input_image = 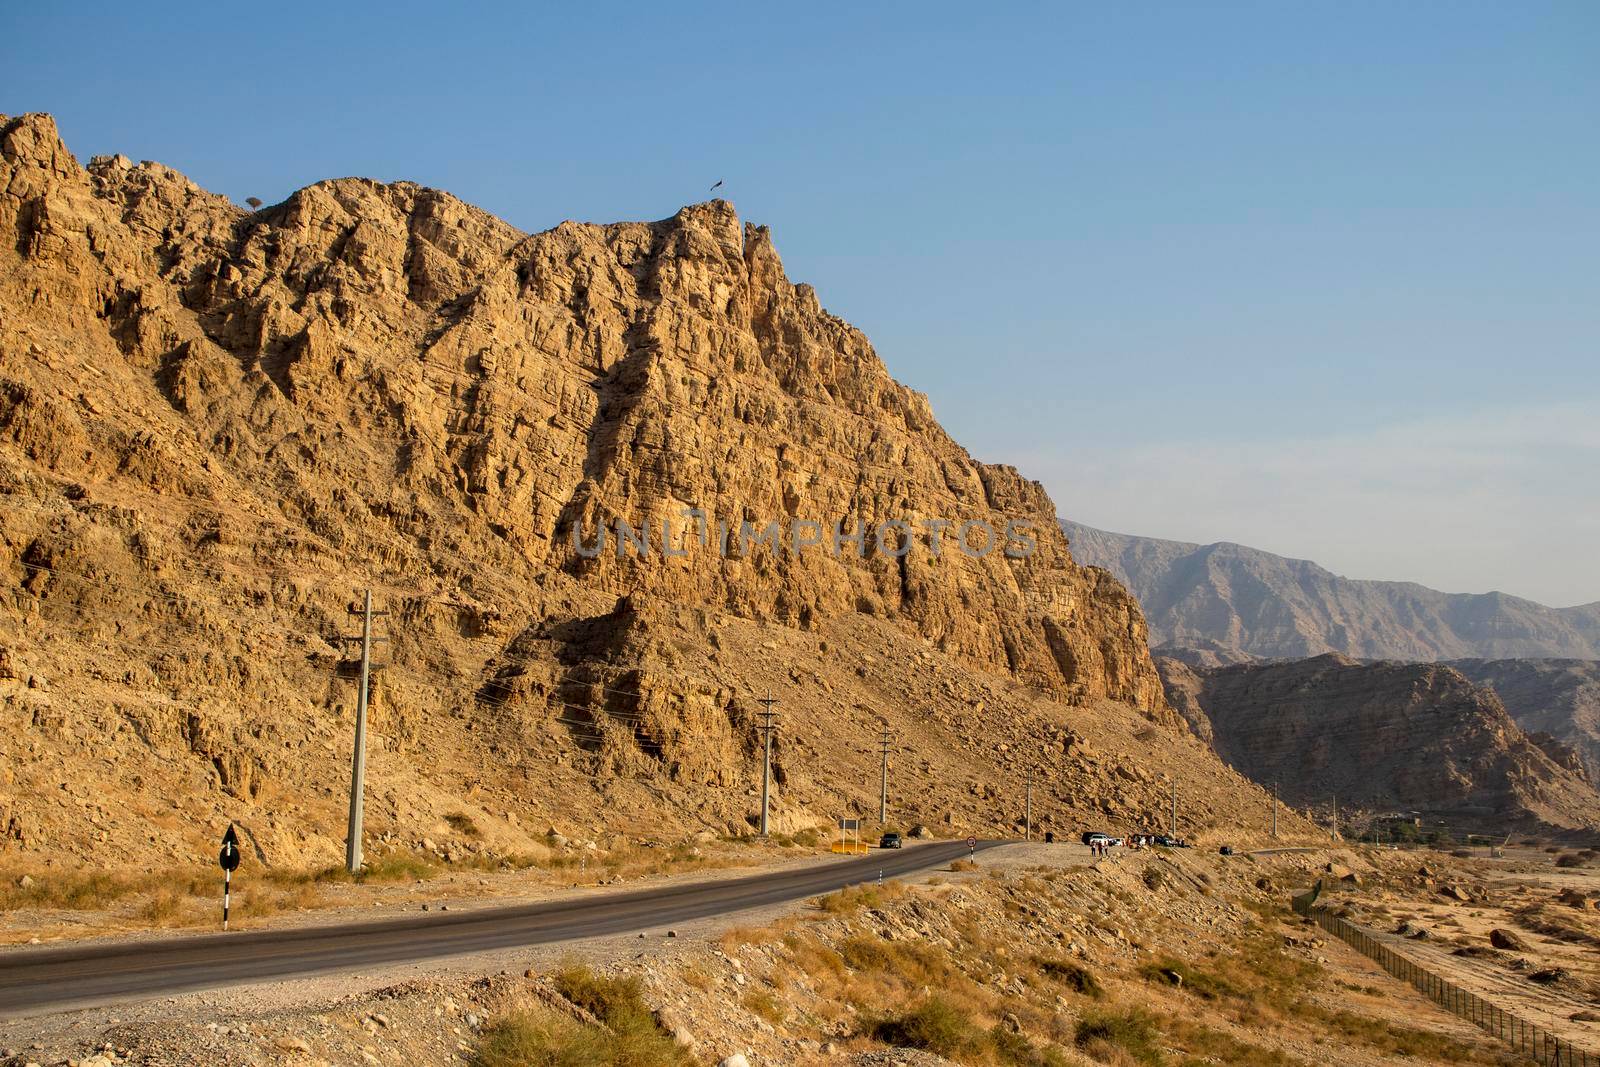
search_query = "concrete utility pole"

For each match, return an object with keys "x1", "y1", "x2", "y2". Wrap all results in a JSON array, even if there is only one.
[
  {"x1": 1270, "y1": 780, "x2": 1278, "y2": 840},
  {"x1": 341, "y1": 589, "x2": 388, "y2": 874},
  {"x1": 1170, "y1": 782, "x2": 1178, "y2": 839},
  {"x1": 757, "y1": 691, "x2": 779, "y2": 837},
  {"x1": 1330, "y1": 794, "x2": 1338, "y2": 842},
  {"x1": 878, "y1": 725, "x2": 891, "y2": 825},
  {"x1": 1024, "y1": 768, "x2": 1034, "y2": 841}
]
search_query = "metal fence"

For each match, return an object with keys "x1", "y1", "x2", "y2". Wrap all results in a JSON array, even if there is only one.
[{"x1": 1292, "y1": 893, "x2": 1598, "y2": 1066}]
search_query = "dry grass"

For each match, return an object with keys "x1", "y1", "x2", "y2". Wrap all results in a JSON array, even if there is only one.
[
  {"x1": 0, "y1": 868, "x2": 176, "y2": 910},
  {"x1": 740, "y1": 988, "x2": 786, "y2": 1025},
  {"x1": 1073, "y1": 1008, "x2": 1163, "y2": 1065},
  {"x1": 1032, "y1": 956, "x2": 1104, "y2": 999},
  {"x1": 868, "y1": 996, "x2": 1068, "y2": 1066},
  {"x1": 475, "y1": 1003, "x2": 690, "y2": 1067},
  {"x1": 1165, "y1": 1019, "x2": 1305, "y2": 1065},
  {"x1": 443, "y1": 812, "x2": 482, "y2": 838},
  {"x1": 470, "y1": 961, "x2": 697, "y2": 1067},
  {"x1": 869, "y1": 996, "x2": 983, "y2": 1057},
  {"x1": 719, "y1": 915, "x2": 801, "y2": 951},
  {"x1": 814, "y1": 881, "x2": 910, "y2": 914},
  {"x1": 301, "y1": 851, "x2": 439, "y2": 884},
  {"x1": 0, "y1": 850, "x2": 441, "y2": 930}
]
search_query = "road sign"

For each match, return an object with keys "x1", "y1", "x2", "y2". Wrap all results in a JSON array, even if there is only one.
[
  {"x1": 833, "y1": 817, "x2": 867, "y2": 854},
  {"x1": 967, "y1": 835, "x2": 976, "y2": 860},
  {"x1": 219, "y1": 825, "x2": 240, "y2": 930}
]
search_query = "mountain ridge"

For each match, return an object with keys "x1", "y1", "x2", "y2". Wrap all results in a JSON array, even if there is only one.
[
  {"x1": 1156, "y1": 653, "x2": 1600, "y2": 833},
  {"x1": 0, "y1": 113, "x2": 1316, "y2": 874},
  {"x1": 1063, "y1": 519, "x2": 1600, "y2": 661}
]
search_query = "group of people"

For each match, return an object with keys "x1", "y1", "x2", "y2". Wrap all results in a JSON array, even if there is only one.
[{"x1": 1089, "y1": 833, "x2": 1185, "y2": 858}]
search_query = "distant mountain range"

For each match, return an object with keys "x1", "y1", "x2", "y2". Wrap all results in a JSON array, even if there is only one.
[{"x1": 1062, "y1": 520, "x2": 1600, "y2": 661}]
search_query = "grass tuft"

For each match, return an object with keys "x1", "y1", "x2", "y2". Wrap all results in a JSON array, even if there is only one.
[
  {"x1": 869, "y1": 996, "x2": 980, "y2": 1057},
  {"x1": 1074, "y1": 1007, "x2": 1164, "y2": 1065},
  {"x1": 473, "y1": 963, "x2": 692, "y2": 1067},
  {"x1": 1034, "y1": 956, "x2": 1104, "y2": 998}
]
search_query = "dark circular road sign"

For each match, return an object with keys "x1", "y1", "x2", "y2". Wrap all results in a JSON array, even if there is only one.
[{"x1": 219, "y1": 825, "x2": 241, "y2": 872}]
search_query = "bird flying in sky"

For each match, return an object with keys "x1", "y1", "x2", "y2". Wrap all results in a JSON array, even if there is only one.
[{"x1": 709, "y1": 179, "x2": 723, "y2": 192}]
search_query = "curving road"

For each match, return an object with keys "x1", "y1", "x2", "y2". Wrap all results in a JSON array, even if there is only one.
[{"x1": 0, "y1": 839, "x2": 999, "y2": 1018}]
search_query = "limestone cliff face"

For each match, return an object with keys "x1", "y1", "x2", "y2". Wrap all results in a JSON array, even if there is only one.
[
  {"x1": 1, "y1": 113, "x2": 1161, "y2": 710},
  {"x1": 1158, "y1": 654, "x2": 1600, "y2": 832},
  {"x1": 0, "y1": 114, "x2": 1180, "y2": 866}
]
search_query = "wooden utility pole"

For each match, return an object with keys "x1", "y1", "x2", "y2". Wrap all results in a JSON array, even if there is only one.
[
  {"x1": 757, "y1": 691, "x2": 779, "y2": 836},
  {"x1": 1170, "y1": 782, "x2": 1178, "y2": 839},
  {"x1": 1024, "y1": 768, "x2": 1034, "y2": 841},
  {"x1": 878, "y1": 725, "x2": 891, "y2": 825},
  {"x1": 340, "y1": 589, "x2": 387, "y2": 874},
  {"x1": 1270, "y1": 780, "x2": 1278, "y2": 840}
]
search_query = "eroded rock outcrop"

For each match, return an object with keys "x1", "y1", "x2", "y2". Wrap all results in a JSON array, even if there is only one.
[
  {"x1": 1158, "y1": 654, "x2": 1600, "y2": 832},
  {"x1": 0, "y1": 114, "x2": 1210, "y2": 867}
]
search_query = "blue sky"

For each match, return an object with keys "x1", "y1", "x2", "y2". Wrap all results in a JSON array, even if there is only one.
[{"x1": 5, "y1": 2, "x2": 1597, "y2": 604}]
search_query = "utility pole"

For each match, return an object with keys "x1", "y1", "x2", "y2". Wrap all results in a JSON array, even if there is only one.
[
  {"x1": 756, "y1": 691, "x2": 779, "y2": 837},
  {"x1": 339, "y1": 589, "x2": 388, "y2": 874},
  {"x1": 1170, "y1": 782, "x2": 1178, "y2": 839},
  {"x1": 877, "y1": 725, "x2": 891, "y2": 825},
  {"x1": 1330, "y1": 794, "x2": 1338, "y2": 842},
  {"x1": 1024, "y1": 767, "x2": 1034, "y2": 842},
  {"x1": 1270, "y1": 780, "x2": 1278, "y2": 840}
]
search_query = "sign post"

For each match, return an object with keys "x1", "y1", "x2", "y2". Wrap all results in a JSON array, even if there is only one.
[
  {"x1": 967, "y1": 835, "x2": 976, "y2": 861},
  {"x1": 219, "y1": 824, "x2": 241, "y2": 930}
]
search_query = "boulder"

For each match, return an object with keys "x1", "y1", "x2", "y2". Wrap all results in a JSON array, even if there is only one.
[{"x1": 1489, "y1": 928, "x2": 1527, "y2": 952}]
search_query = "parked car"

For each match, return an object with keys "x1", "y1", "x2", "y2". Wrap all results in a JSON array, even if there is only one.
[
  {"x1": 1154, "y1": 835, "x2": 1189, "y2": 848},
  {"x1": 1083, "y1": 832, "x2": 1115, "y2": 848},
  {"x1": 1219, "y1": 844, "x2": 1235, "y2": 856},
  {"x1": 1081, "y1": 830, "x2": 1112, "y2": 846},
  {"x1": 879, "y1": 831, "x2": 903, "y2": 849}
]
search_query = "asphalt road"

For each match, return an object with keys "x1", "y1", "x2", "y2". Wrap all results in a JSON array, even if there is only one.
[{"x1": 0, "y1": 839, "x2": 999, "y2": 1018}]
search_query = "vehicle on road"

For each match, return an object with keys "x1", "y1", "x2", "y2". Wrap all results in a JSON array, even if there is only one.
[
  {"x1": 1219, "y1": 844, "x2": 1235, "y2": 856},
  {"x1": 879, "y1": 831, "x2": 903, "y2": 849},
  {"x1": 1081, "y1": 830, "x2": 1113, "y2": 846},
  {"x1": 1154, "y1": 835, "x2": 1190, "y2": 848}
]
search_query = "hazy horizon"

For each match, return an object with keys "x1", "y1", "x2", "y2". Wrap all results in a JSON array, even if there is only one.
[{"x1": 5, "y1": 2, "x2": 1596, "y2": 606}]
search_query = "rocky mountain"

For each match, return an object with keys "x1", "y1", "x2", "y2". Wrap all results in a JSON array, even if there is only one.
[
  {"x1": 1451, "y1": 659, "x2": 1600, "y2": 784},
  {"x1": 0, "y1": 113, "x2": 1305, "y2": 871},
  {"x1": 1156, "y1": 654, "x2": 1600, "y2": 834},
  {"x1": 1063, "y1": 520, "x2": 1600, "y2": 661}
]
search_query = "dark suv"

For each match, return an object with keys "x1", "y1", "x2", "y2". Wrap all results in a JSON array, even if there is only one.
[{"x1": 879, "y1": 832, "x2": 903, "y2": 849}]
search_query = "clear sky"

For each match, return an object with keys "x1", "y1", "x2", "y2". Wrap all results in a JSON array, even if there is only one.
[{"x1": 5, "y1": 2, "x2": 1597, "y2": 605}]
